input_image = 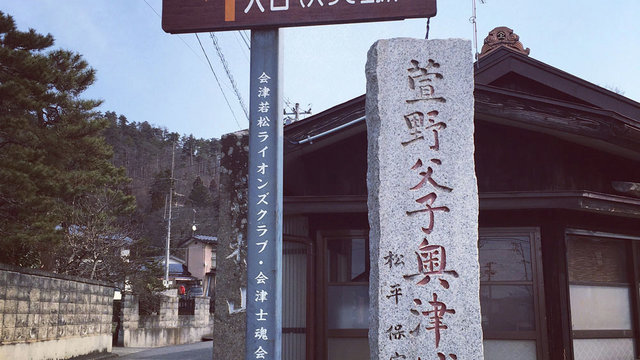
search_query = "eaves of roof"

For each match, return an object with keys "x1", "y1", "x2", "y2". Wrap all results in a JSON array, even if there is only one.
[
  {"x1": 284, "y1": 95, "x2": 365, "y2": 145},
  {"x1": 282, "y1": 47, "x2": 640, "y2": 159},
  {"x1": 475, "y1": 84, "x2": 640, "y2": 160},
  {"x1": 474, "y1": 47, "x2": 640, "y2": 120},
  {"x1": 179, "y1": 235, "x2": 218, "y2": 248},
  {"x1": 283, "y1": 87, "x2": 640, "y2": 160},
  {"x1": 283, "y1": 191, "x2": 640, "y2": 219}
]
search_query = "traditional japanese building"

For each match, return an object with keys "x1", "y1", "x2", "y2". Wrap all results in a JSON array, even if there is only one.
[{"x1": 214, "y1": 27, "x2": 640, "y2": 360}]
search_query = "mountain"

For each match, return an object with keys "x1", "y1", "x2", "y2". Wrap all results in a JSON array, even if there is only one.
[{"x1": 102, "y1": 111, "x2": 221, "y2": 254}]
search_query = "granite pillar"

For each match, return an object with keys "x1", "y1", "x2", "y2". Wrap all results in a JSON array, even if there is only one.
[{"x1": 366, "y1": 38, "x2": 483, "y2": 360}]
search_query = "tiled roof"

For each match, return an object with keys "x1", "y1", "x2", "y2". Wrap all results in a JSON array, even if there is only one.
[{"x1": 194, "y1": 235, "x2": 217, "y2": 244}]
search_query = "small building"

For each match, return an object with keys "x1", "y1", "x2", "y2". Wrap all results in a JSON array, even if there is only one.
[
  {"x1": 215, "y1": 27, "x2": 640, "y2": 360},
  {"x1": 154, "y1": 255, "x2": 199, "y2": 289},
  {"x1": 180, "y1": 234, "x2": 218, "y2": 297}
]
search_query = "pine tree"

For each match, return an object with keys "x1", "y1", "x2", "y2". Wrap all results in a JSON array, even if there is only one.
[
  {"x1": 148, "y1": 169, "x2": 172, "y2": 212},
  {"x1": 0, "y1": 12, "x2": 135, "y2": 270},
  {"x1": 188, "y1": 176, "x2": 213, "y2": 207}
]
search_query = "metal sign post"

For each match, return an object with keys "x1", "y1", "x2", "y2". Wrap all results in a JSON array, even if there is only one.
[
  {"x1": 161, "y1": 2, "x2": 438, "y2": 359},
  {"x1": 246, "y1": 29, "x2": 283, "y2": 360}
]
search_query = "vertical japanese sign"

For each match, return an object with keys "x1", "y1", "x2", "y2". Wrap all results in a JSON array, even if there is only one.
[
  {"x1": 366, "y1": 39, "x2": 484, "y2": 359},
  {"x1": 246, "y1": 29, "x2": 283, "y2": 360}
]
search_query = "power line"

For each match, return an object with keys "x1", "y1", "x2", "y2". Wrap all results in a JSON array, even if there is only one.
[
  {"x1": 143, "y1": 0, "x2": 161, "y2": 16},
  {"x1": 210, "y1": 33, "x2": 249, "y2": 120},
  {"x1": 142, "y1": 0, "x2": 205, "y2": 65},
  {"x1": 234, "y1": 32, "x2": 250, "y2": 61},
  {"x1": 239, "y1": 30, "x2": 251, "y2": 50},
  {"x1": 141, "y1": 1, "x2": 245, "y2": 129},
  {"x1": 195, "y1": 33, "x2": 243, "y2": 128}
]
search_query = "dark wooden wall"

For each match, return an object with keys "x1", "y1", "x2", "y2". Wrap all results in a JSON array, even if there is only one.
[
  {"x1": 488, "y1": 73, "x2": 593, "y2": 107},
  {"x1": 285, "y1": 120, "x2": 640, "y2": 197},
  {"x1": 283, "y1": 114, "x2": 640, "y2": 360},
  {"x1": 475, "y1": 121, "x2": 640, "y2": 194},
  {"x1": 284, "y1": 132, "x2": 368, "y2": 197}
]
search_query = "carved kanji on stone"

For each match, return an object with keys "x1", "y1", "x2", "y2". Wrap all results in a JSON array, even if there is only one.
[
  {"x1": 437, "y1": 353, "x2": 458, "y2": 360},
  {"x1": 367, "y1": 37, "x2": 482, "y2": 360},
  {"x1": 386, "y1": 284, "x2": 403, "y2": 304},
  {"x1": 409, "y1": 159, "x2": 452, "y2": 193},
  {"x1": 401, "y1": 111, "x2": 447, "y2": 148},
  {"x1": 411, "y1": 294, "x2": 455, "y2": 348},
  {"x1": 406, "y1": 59, "x2": 446, "y2": 103},
  {"x1": 384, "y1": 251, "x2": 405, "y2": 268},
  {"x1": 417, "y1": 354, "x2": 458, "y2": 360},
  {"x1": 425, "y1": 293, "x2": 455, "y2": 347},
  {"x1": 406, "y1": 192, "x2": 449, "y2": 234},
  {"x1": 386, "y1": 324, "x2": 407, "y2": 340},
  {"x1": 404, "y1": 238, "x2": 459, "y2": 288}
]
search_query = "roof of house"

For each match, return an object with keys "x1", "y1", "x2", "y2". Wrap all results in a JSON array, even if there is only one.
[
  {"x1": 283, "y1": 28, "x2": 640, "y2": 161},
  {"x1": 179, "y1": 234, "x2": 218, "y2": 248},
  {"x1": 152, "y1": 255, "x2": 186, "y2": 265},
  {"x1": 280, "y1": 27, "x2": 640, "y2": 218}
]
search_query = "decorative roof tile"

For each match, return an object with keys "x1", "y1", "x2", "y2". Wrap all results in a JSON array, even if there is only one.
[{"x1": 479, "y1": 26, "x2": 530, "y2": 58}]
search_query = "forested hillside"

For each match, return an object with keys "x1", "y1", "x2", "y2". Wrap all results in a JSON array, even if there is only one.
[
  {"x1": 102, "y1": 112, "x2": 221, "y2": 253},
  {"x1": 0, "y1": 9, "x2": 219, "y2": 279},
  {"x1": 0, "y1": 10, "x2": 220, "y2": 301}
]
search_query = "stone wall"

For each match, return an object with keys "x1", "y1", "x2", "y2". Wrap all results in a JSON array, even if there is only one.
[
  {"x1": 213, "y1": 131, "x2": 249, "y2": 360},
  {"x1": 0, "y1": 263, "x2": 114, "y2": 360},
  {"x1": 122, "y1": 289, "x2": 213, "y2": 347}
]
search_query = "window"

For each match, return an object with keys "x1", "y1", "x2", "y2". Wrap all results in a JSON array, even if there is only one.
[
  {"x1": 479, "y1": 228, "x2": 546, "y2": 360},
  {"x1": 321, "y1": 230, "x2": 369, "y2": 360},
  {"x1": 283, "y1": 238, "x2": 310, "y2": 360},
  {"x1": 567, "y1": 231, "x2": 636, "y2": 360}
]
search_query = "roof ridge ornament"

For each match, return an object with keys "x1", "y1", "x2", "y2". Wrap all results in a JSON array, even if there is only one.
[{"x1": 479, "y1": 26, "x2": 530, "y2": 58}]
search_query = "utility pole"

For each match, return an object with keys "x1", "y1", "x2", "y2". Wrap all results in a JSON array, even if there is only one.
[
  {"x1": 471, "y1": 0, "x2": 486, "y2": 62},
  {"x1": 283, "y1": 102, "x2": 311, "y2": 125},
  {"x1": 164, "y1": 142, "x2": 176, "y2": 287},
  {"x1": 191, "y1": 208, "x2": 197, "y2": 236}
]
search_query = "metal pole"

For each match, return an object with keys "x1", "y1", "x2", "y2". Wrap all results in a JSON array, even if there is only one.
[
  {"x1": 165, "y1": 142, "x2": 176, "y2": 286},
  {"x1": 246, "y1": 28, "x2": 283, "y2": 360}
]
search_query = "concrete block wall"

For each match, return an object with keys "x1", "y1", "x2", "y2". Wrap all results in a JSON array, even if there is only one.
[
  {"x1": 121, "y1": 291, "x2": 139, "y2": 332},
  {"x1": 122, "y1": 290, "x2": 213, "y2": 347},
  {"x1": 0, "y1": 263, "x2": 114, "y2": 360}
]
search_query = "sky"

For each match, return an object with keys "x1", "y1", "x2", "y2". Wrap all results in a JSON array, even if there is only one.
[{"x1": 3, "y1": 1, "x2": 639, "y2": 139}]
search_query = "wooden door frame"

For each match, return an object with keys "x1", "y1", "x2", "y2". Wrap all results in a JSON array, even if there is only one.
[
  {"x1": 564, "y1": 228, "x2": 640, "y2": 359},
  {"x1": 283, "y1": 235, "x2": 315, "y2": 360},
  {"x1": 479, "y1": 226, "x2": 549, "y2": 360},
  {"x1": 315, "y1": 229, "x2": 369, "y2": 360}
]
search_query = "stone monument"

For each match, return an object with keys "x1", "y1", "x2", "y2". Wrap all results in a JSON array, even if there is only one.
[
  {"x1": 366, "y1": 38, "x2": 483, "y2": 360},
  {"x1": 213, "y1": 131, "x2": 249, "y2": 360}
]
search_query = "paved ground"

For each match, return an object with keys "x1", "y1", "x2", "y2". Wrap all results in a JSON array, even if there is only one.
[{"x1": 112, "y1": 341, "x2": 212, "y2": 360}]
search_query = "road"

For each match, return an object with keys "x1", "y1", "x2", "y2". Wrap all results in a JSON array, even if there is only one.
[{"x1": 114, "y1": 341, "x2": 212, "y2": 360}]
